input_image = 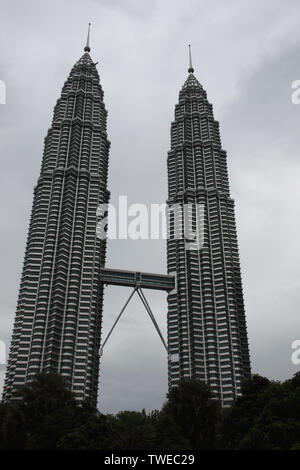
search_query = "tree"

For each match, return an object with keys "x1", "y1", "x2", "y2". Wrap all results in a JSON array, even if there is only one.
[
  {"x1": 106, "y1": 410, "x2": 156, "y2": 450},
  {"x1": 220, "y1": 372, "x2": 300, "y2": 450},
  {"x1": 162, "y1": 379, "x2": 221, "y2": 449},
  {"x1": 58, "y1": 413, "x2": 113, "y2": 450},
  {"x1": 3, "y1": 370, "x2": 300, "y2": 450},
  {"x1": 0, "y1": 401, "x2": 26, "y2": 450},
  {"x1": 0, "y1": 371, "x2": 94, "y2": 449},
  {"x1": 150, "y1": 409, "x2": 191, "y2": 450},
  {"x1": 220, "y1": 374, "x2": 271, "y2": 449},
  {"x1": 242, "y1": 372, "x2": 300, "y2": 450}
]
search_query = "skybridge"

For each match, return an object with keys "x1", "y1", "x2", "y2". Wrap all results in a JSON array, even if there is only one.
[
  {"x1": 100, "y1": 268, "x2": 175, "y2": 292},
  {"x1": 99, "y1": 268, "x2": 176, "y2": 357}
]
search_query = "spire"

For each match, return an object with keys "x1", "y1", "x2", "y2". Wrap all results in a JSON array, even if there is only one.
[
  {"x1": 188, "y1": 44, "x2": 194, "y2": 73},
  {"x1": 84, "y1": 23, "x2": 91, "y2": 52}
]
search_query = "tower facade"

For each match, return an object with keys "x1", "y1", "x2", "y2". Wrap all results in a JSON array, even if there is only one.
[
  {"x1": 3, "y1": 35, "x2": 110, "y2": 407},
  {"x1": 167, "y1": 54, "x2": 251, "y2": 406}
]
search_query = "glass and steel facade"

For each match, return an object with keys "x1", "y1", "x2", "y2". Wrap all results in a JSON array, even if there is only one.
[
  {"x1": 167, "y1": 71, "x2": 251, "y2": 406},
  {"x1": 3, "y1": 50, "x2": 110, "y2": 407}
]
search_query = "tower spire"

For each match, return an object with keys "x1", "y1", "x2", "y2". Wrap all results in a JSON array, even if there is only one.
[
  {"x1": 188, "y1": 44, "x2": 194, "y2": 73},
  {"x1": 84, "y1": 23, "x2": 91, "y2": 52}
]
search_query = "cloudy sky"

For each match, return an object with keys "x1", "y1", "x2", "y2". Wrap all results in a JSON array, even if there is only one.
[{"x1": 0, "y1": 0, "x2": 299, "y2": 413}]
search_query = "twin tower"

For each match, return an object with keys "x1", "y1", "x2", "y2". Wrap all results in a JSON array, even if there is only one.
[{"x1": 3, "y1": 30, "x2": 251, "y2": 408}]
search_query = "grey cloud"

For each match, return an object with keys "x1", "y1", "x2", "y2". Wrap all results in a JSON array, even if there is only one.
[{"x1": 0, "y1": 0, "x2": 299, "y2": 412}]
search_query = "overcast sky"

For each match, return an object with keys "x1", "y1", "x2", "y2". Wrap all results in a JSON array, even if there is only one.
[{"x1": 0, "y1": 0, "x2": 300, "y2": 414}]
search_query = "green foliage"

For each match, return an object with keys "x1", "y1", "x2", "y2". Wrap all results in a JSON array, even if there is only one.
[
  {"x1": 220, "y1": 372, "x2": 300, "y2": 450},
  {"x1": 0, "y1": 372, "x2": 94, "y2": 450},
  {"x1": 0, "y1": 401, "x2": 26, "y2": 450},
  {"x1": 58, "y1": 413, "x2": 113, "y2": 450},
  {"x1": 1, "y1": 371, "x2": 300, "y2": 450},
  {"x1": 150, "y1": 410, "x2": 191, "y2": 450},
  {"x1": 219, "y1": 374, "x2": 271, "y2": 449},
  {"x1": 163, "y1": 379, "x2": 221, "y2": 449},
  {"x1": 106, "y1": 410, "x2": 156, "y2": 450}
]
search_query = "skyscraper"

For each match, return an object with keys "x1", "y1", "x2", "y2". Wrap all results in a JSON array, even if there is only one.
[
  {"x1": 167, "y1": 48, "x2": 251, "y2": 406},
  {"x1": 3, "y1": 27, "x2": 110, "y2": 407},
  {"x1": 3, "y1": 35, "x2": 250, "y2": 410}
]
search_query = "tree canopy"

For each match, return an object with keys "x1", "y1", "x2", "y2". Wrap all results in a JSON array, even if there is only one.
[{"x1": 1, "y1": 371, "x2": 300, "y2": 450}]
